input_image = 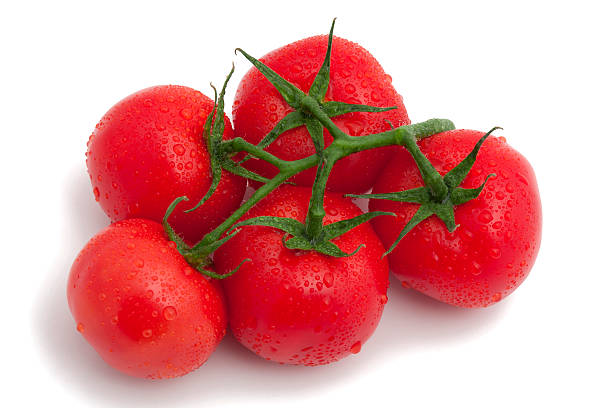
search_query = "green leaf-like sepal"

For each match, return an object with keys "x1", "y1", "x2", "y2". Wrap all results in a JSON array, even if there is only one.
[
  {"x1": 235, "y1": 48, "x2": 306, "y2": 109},
  {"x1": 220, "y1": 158, "x2": 271, "y2": 184},
  {"x1": 308, "y1": 18, "x2": 335, "y2": 101},
  {"x1": 443, "y1": 127, "x2": 500, "y2": 189},
  {"x1": 257, "y1": 111, "x2": 305, "y2": 149},
  {"x1": 233, "y1": 216, "x2": 306, "y2": 237},
  {"x1": 162, "y1": 196, "x2": 191, "y2": 253},
  {"x1": 322, "y1": 101, "x2": 396, "y2": 116},
  {"x1": 321, "y1": 211, "x2": 394, "y2": 240},
  {"x1": 196, "y1": 257, "x2": 250, "y2": 280},
  {"x1": 184, "y1": 65, "x2": 236, "y2": 214},
  {"x1": 353, "y1": 127, "x2": 500, "y2": 256}
]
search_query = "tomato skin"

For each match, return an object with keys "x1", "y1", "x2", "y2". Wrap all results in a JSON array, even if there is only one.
[
  {"x1": 86, "y1": 85, "x2": 246, "y2": 244},
  {"x1": 232, "y1": 35, "x2": 410, "y2": 193},
  {"x1": 67, "y1": 219, "x2": 227, "y2": 379},
  {"x1": 370, "y1": 130, "x2": 542, "y2": 308},
  {"x1": 214, "y1": 186, "x2": 389, "y2": 366}
]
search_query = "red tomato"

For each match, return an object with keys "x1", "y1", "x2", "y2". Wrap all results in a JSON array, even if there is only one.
[
  {"x1": 86, "y1": 85, "x2": 246, "y2": 244},
  {"x1": 67, "y1": 219, "x2": 227, "y2": 379},
  {"x1": 370, "y1": 130, "x2": 542, "y2": 308},
  {"x1": 232, "y1": 35, "x2": 410, "y2": 193},
  {"x1": 214, "y1": 186, "x2": 389, "y2": 365}
]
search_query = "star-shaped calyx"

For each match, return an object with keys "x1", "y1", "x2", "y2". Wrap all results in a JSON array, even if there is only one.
[{"x1": 348, "y1": 127, "x2": 500, "y2": 256}]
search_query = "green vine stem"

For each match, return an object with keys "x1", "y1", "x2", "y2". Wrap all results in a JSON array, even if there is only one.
[{"x1": 163, "y1": 20, "x2": 495, "y2": 279}]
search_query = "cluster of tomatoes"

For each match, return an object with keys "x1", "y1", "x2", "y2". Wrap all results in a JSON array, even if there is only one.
[{"x1": 67, "y1": 26, "x2": 542, "y2": 379}]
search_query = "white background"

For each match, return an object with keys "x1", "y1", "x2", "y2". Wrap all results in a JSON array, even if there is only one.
[{"x1": 2, "y1": 1, "x2": 611, "y2": 407}]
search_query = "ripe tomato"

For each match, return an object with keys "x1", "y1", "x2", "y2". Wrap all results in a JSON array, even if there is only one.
[
  {"x1": 86, "y1": 85, "x2": 246, "y2": 244},
  {"x1": 67, "y1": 219, "x2": 227, "y2": 379},
  {"x1": 214, "y1": 186, "x2": 389, "y2": 365},
  {"x1": 232, "y1": 35, "x2": 410, "y2": 193},
  {"x1": 370, "y1": 130, "x2": 542, "y2": 308}
]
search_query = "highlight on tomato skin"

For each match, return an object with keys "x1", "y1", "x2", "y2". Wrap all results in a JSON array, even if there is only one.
[
  {"x1": 214, "y1": 186, "x2": 389, "y2": 366},
  {"x1": 86, "y1": 85, "x2": 246, "y2": 245},
  {"x1": 232, "y1": 34, "x2": 410, "y2": 194},
  {"x1": 369, "y1": 130, "x2": 542, "y2": 308},
  {"x1": 67, "y1": 219, "x2": 228, "y2": 379}
]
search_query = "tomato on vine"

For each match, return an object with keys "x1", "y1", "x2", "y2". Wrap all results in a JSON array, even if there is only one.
[
  {"x1": 86, "y1": 85, "x2": 246, "y2": 244},
  {"x1": 362, "y1": 129, "x2": 542, "y2": 308},
  {"x1": 232, "y1": 22, "x2": 410, "y2": 193},
  {"x1": 214, "y1": 186, "x2": 389, "y2": 365},
  {"x1": 67, "y1": 219, "x2": 227, "y2": 379}
]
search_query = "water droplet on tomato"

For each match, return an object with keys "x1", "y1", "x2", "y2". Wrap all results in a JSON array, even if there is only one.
[
  {"x1": 323, "y1": 272, "x2": 334, "y2": 288},
  {"x1": 163, "y1": 306, "x2": 177, "y2": 321},
  {"x1": 135, "y1": 259, "x2": 144, "y2": 268},
  {"x1": 143, "y1": 99, "x2": 153, "y2": 107},
  {"x1": 471, "y1": 261, "x2": 482, "y2": 275},
  {"x1": 489, "y1": 248, "x2": 501, "y2": 259},
  {"x1": 173, "y1": 144, "x2": 185, "y2": 156},
  {"x1": 478, "y1": 210, "x2": 493, "y2": 224},
  {"x1": 491, "y1": 292, "x2": 502, "y2": 303},
  {"x1": 350, "y1": 341, "x2": 362, "y2": 354},
  {"x1": 93, "y1": 187, "x2": 100, "y2": 201},
  {"x1": 142, "y1": 329, "x2": 153, "y2": 338},
  {"x1": 344, "y1": 84, "x2": 356, "y2": 94},
  {"x1": 381, "y1": 294, "x2": 388, "y2": 304},
  {"x1": 401, "y1": 281, "x2": 411, "y2": 289},
  {"x1": 76, "y1": 323, "x2": 85, "y2": 333},
  {"x1": 180, "y1": 108, "x2": 193, "y2": 120}
]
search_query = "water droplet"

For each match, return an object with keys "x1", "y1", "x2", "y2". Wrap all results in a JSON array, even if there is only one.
[
  {"x1": 471, "y1": 261, "x2": 482, "y2": 275},
  {"x1": 491, "y1": 292, "x2": 502, "y2": 303},
  {"x1": 478, "y1": 210, "x2": 493, "y2": 224},
  {"x1": 505, "y1": 183, "x2": 515, "y2": 193},
  {"x1": 135, "y1": 259, "x2": 144, "y2": 268},
  {"x1": 143, "y1": 99, "x2": 153, "y2": 107},
  {"x1": 291, "y1": 63, "x2": 303, "y2": 73},
  {"x1": 401, "y1": 281, "x2": 411, "y2": 289},
  {"x1": 76, "y1": 323, "x2": 85, "y2": 333},
  {"x1": 516, "y1": 173, "x2": 529, "y2": 185},
  {"x1": 142, "y1": 329, "x2": 153, "y2": 338},
  {"x1": 350, "y1": 341, "x2": 362, "y2": 354},
  {"x1": 98, "y1": 293, "x2": 106, "y2": 301},
  {"x1": 489, "y1": 248, "x2": 501, "y2": 259},
  {"x1": 344, "y1": 84, "x2": 356, "y2": 94},
  {"x1": 180, "y1": 108, "x2": 193, "y2": 120},
  {"x1": 126, "y1": 242, "x2": 135, "y2": 250},
  {"x1": 381, "y1": 294, "x2": 388, "y2": 304},
  {"x1": 93, "y1": 187, "x2": 100, "y2": 201},
  {"x1": 183, "y1": 267, "x2": 193, "y2": 276},
  {"x1": 173, "y1": 144, "x2": 185, "y2": 156},
  {"x1": 163, "y1": 306, "x2": 177, "y2": 321},
  {"x1": 323, "y1": 272, "x2": 334, "y2": 288}
]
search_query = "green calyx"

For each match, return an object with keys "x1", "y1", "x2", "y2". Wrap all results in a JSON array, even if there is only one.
[
  {"x1": 348, "y1": 127, "x2": 500, "y2": 257},
  {"x1": 232, "y1": 211, "x2": 394, "y2": 257}
]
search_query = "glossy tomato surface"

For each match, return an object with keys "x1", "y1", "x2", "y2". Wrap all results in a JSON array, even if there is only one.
[
  {"x1": 233, "y1": 35, "x2": 410, "y2": 193},
  {"x1": 214, "y1": 186, "x2": 389, "y2": 365},
  {"x1": 370, "y1": 130, "x2": 542, "y2": 308},
  {"x1": 86, "y1": 85, "x2": 246, "y2": 244},
  {"x1": 67, "y1": 219, "x2": 227, "y2": 379}
]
